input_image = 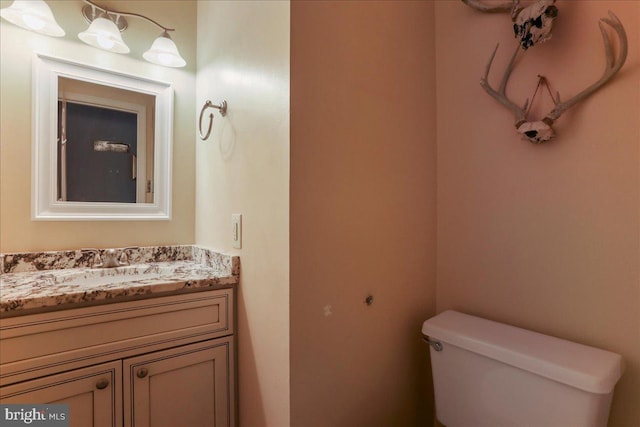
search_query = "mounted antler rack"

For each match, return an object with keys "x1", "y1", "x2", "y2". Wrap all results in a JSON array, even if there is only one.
[
  {"x1": 462, "y1": 0, "x2": 628, "y2": 143},
  {"x1": 480, "y1": 11, "x2": 627, "y2": 143},
  {"x1": 199, "y1": 100, "x2": 228, "y2": 141}
]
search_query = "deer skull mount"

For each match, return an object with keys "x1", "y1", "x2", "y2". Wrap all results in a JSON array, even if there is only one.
[
  {"x1": 463, "y1": 1, "x2": 628, "y2": 144},
  {"x1": 462, "y1": 0, "x2": 558, "y2": 50},
  {"x1": 513, "y1": 0, "x2": 558, "y2": 49},
  {"x1": 516, "y1": 120, "x2": 555, "y2": 143}
]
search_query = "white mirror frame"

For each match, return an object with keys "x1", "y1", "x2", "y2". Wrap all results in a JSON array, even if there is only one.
[{"x1": 32, "y1": 53, "x2": 173, "y2": 220}]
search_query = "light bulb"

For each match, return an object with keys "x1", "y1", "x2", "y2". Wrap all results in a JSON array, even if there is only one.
[
  {"x1": 97, "y1": 35, "x2": 115, "y2": 49},
  {"x1": 157, "y1": 53, "x2": 173, "y2": 66},
  {"x1": 78, "y1": 14, "x2": 129, "y2": 54},
  {"x1": 22, "y1": 13, "x2": 45, "y2": 30},
  {"x1": 0, "y1": 0, "x2": 65, "y2": 37},
  {"x1": 143, "y1": 32, "x2": 186, "y2": 68}
]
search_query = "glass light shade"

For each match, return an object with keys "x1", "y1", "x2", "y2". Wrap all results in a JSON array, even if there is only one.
[
  {"x1": 143, "y1": 33, "x2": 186, "y2": 68},
  {"x1": 0, "y1": 0, "x2": 64, "y2": 37},
  {"x1": 78, "y1": 15, "x2": 129, "y2": 54}
]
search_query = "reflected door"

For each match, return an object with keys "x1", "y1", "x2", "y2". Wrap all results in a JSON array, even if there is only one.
[{"x1": 58, "y1": 101, "x2": 137, "y2": 203}]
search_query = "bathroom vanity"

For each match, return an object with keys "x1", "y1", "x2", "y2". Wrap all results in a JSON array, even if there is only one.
[{"x1": 0, "y1": 246, "x2": 239, "y2": 427}]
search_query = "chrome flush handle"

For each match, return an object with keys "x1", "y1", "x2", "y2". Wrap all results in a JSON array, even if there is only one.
[{"x1": 423, "y1": 335, "x2": 443, "y2": 352}]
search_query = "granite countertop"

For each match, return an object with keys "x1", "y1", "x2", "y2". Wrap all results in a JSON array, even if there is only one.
[{"x1": 0, "y1": 245, "x2": 239, "y2": 316}]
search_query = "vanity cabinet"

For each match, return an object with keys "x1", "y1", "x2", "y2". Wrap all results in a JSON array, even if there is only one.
[{"x1": 0, "y1": 288, "x2": 236, "y2": 427}]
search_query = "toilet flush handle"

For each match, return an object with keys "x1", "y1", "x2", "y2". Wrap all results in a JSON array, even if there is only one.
[{"x1": 423, "y1": 335, "x2": 443, "y2": 352}]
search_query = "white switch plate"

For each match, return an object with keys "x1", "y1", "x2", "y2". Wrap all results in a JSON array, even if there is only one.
[{"x1": 232, "y1": 214, "x2": 242, "y2": 249}]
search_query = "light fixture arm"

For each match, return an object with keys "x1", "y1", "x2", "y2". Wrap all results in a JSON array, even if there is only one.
[{"x1": 82, "y1": 0, "x2": 175, "y2": 32}]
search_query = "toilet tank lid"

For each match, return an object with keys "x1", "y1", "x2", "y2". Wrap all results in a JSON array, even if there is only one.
[{"x1": 422, "y1": 310, "x2": 624, "y2": 394}]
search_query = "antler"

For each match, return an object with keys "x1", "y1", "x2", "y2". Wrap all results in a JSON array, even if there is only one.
[
  {"x1": 545, "y1": 11, "x2": 627, "y2": 123},
  {"x1": 461, "y1": 0, "x2": 519, "y2": 14},
  {"x1": 480, "y1": 43, "x2": 528, "y2": 127}
]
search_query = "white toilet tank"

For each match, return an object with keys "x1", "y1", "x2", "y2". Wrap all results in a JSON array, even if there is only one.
[{"x1": 422, "y1": 311, "x2": 624, "y2": 427}]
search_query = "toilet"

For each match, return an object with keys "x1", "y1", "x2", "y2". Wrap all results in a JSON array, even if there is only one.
[{"x1": 422, "y1": 311, "x2": 624, "y2": 427}]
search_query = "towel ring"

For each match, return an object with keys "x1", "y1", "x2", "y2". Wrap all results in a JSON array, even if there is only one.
[{"x1": 199, "y1": 100, "x2": 228, "y2": 140}]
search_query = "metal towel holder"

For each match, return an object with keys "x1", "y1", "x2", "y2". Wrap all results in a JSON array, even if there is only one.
[{"x1": 199, "y1": 100, "x2": 228, "y2": 140}]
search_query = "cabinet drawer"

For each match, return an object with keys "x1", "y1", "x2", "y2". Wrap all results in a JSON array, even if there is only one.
[{"x1": 0, "y1": 288, "x2": 233, "y2": 386}]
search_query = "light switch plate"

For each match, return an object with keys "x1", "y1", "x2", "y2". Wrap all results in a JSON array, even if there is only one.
[{"x1": 232, "y1": 214, "x2": 242, "y2": 249}]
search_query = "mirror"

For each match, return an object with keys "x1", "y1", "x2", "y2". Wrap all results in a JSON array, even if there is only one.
[
  {"x1": 57, "y1": 77, "x2": 155, "y2": 204},
  {"x1": 32, "y1": 53, "x2": 173, "y2": 220}
]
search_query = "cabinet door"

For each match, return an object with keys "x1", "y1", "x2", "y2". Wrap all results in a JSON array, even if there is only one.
[
  {"x1": 124, "y1": 337, "x2": 234, "y2": 427},
  {"x1": 0, "y1": 361, "x2": 122, "y2": 427}
]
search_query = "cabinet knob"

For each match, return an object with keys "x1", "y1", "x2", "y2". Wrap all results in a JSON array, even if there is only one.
[
  {"x1": 95, "y1": 379, "x2": 109, "y2": 390},
  {"x1": 136, "y1": 368, "x2": 149, "y2": 379}
]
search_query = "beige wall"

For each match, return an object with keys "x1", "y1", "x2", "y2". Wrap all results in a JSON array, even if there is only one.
[
  {"x1": 435, "y1": 1, "x2": 639, "y2": 426},
  {"x1": 0, "y1": 0, "x2": 196, "y2": 252},
  {"x1": 195, "y1": 2, "x2": 290, "y2": 426},
  {"x1": 4, "y1": 1, "x2": 637, "y2": 426},
  {"x1": 290, "y1": 1, "x2": 437, "y2": 425}
]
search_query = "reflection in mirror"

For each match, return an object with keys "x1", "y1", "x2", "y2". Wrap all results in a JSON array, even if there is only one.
[
  {"x1": 33, "y1": 53, "x2": 173, "y2": 220},
  {"x1": 57, "y1": 77, "x2": 155, "y2": 203}
]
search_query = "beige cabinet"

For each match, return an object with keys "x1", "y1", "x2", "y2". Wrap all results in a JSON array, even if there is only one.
[
  {"x1": 124, "y1": 338, "x2": 233, "y2": 427},
  {"x1": 0, "y1": 361, "x2": 122, "y2": 427},
  {"x1": 0, "y1": 289, "x2": 236, "y2": 427}
]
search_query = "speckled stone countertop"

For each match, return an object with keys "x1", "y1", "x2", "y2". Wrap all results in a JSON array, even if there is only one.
[{"x1": 0, "y1": 246, "x2": 239, "y2": 316}]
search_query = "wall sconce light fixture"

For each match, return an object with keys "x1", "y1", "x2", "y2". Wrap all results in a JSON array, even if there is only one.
[
  {"x1": 0, "y1": 0, "x2": 65, "y2": 37},
  {"x1": 78, "y1": 5, "x2": 129, "y2": 53},
  {"x1": 79, "y1": 0, "x2": 186, "y2": 67},
  {"x1": 0, "y1": 0, "x2": 186, "y2": 68}
]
